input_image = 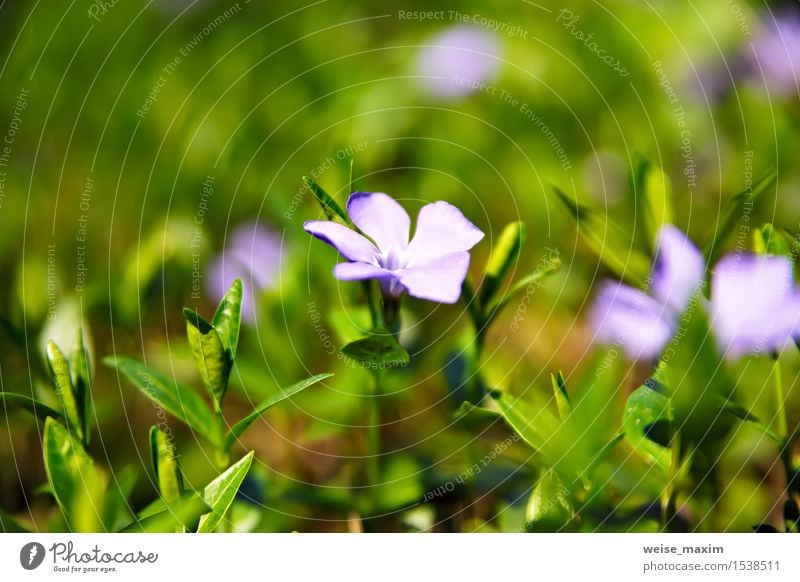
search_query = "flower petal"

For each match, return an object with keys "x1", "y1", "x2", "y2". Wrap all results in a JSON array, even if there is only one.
[
  {"x1": 590, "y1": 281, "x2": 674, "y2": 360},
  {"x1": 650, "y1": 225, "x2": 705, "y2": 312},
  {"x1": 711, "y1": 254, "x2": 800, "y2": 357},
  {"x1": 397, "y1": 251, "x2": 471, "y2": 304},
  {"x1": 346, "y1": 192, "x2": 410, "y2": 251},
  {"x1": 333, "y1": 261, "x2": 395, "y2": 282},
  {"x1": 229, "y1": 222, "x2": 283, "y2": 290},
  {"x1": 304, "y1": 220, "x2": 379, "y2": 263},
  {"x1": 406, "y1": 201, "x2": 484, "y2": 266}
]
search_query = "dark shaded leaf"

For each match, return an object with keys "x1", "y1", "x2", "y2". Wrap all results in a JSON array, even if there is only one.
[
  {"x1": 303, "y1": 176, "x2": 349, "y2": 223},
  {"x1": 341, "y1": 328, "x2": 409, "y2": 367},
  {"x1": 0, "y1": 392, "x2": 62, "y2": 422}
]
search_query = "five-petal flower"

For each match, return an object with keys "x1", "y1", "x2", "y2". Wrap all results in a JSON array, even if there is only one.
[{"x1": 304, "y1": 192, "x2": 484, "y2": 304}]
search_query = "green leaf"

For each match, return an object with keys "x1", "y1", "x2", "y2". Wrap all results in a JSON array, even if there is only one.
[
  {"x1": 225, "y1": 373, "x2": 332, "y2": 450},
  {"x1": 104, "y1": 356, "x2": 220, "y2": 446},
  {"x1": 704, "y1": 170, "x2": 776, "y2": 262},
  {"x1": 43, "y1": 418, "x2": 106, "y2": 532},
  {"x1": 150, "y1": 426, "x2": 183, "y2": 504},
  {"x1": 635, "y1": 160, "x2": 673, "y2": 250},
  {"x1": 46, "y1": 341, "x2": 84, "y2": 444},
  {"x1": 492, "y1": 391, "x2": 560, "y2": 462},
  {"x1": 123, "y1": 493, "x2": 210, "y2": 533},
  {"x1": 623, "y1": 385, "x2": 673, "y2": 473},
  {"x1": 212, "y1": 278, "x2": 243, "y2": 359},
  {"x1": 722, "y1": 400, "x2": 781, "y2": 445},
  {"x1": 753, "y1": 223, "x2": 792, "y2": 258},
  {"x1": 184, "y1": 308, "x2": 230, "y2": 409},
  {"x1": 554, "y1": 187, "x2": 651, "y2": 285},
  {"x1": 551, "y1": 371, "x2": 571, "y2": 420},
  {"x1": 197, "y1": 451, "x2": 255, "y2": 533},
  {"x1": 341, "y1": 328, "x2": 409, "y2": 368},
  {"x1": 0, "y1": 392, "x2": 62, "y2": 422},
  {"x1": 69, "y1": 330, "x2": 92, "y2": 444},
  {"x1": 303, "y1": 176, "x2": 349, "y2": 223},
  {"x1": 480, "y1": 221, "x2": 526, "y2": 305},
  {"x1": 525, "y1": 469, "x2": 572, "y2": 531}
]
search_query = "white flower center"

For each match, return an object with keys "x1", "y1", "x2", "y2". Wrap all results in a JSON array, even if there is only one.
[{"x1": 377, "y1": 246, "x2": 408, "y2": 271}]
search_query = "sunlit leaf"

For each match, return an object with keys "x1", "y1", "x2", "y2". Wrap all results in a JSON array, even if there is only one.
[
  {"x1": 480, "y1": 221, "x2": 525, "y2": 306},
  {"x1": 212, "y1": 278, "x2": 243, "y2": 359},
  {"x1": 753, "y1": 223, "x2": 792, "y2": 258},
  {"x1": 551, "y1": 371, "x2": 571, "y2": 420},
  {"x1": 525, "y1": 469, "x2": 572, "y2": 530},
  {"x1": 69, "y1": 330, "x2": 92, "y2": 444},
  {"x1": 123, "y1": 493, "x2": 210, "y2": 533},
  {"x1": 43, "y1": 418, "x2": 106, "y2": 532},
  {"x1": 197, "y1": 451, "x2": 255, "y2": 533},
  {"x1": 46, "y1": 341, "x2": 84, "y2": 444},
  {"x1": 623, "y1": 385, "x2": 672, "y2": 473},
  {"x1": 184, "y1": 307, "x2": 230, "y2": 409},
  {"x1": 635, "y1": 159, "x2": 673, "y2": 250},
  {"x1": 150, "y1": 426, "x2": 183, "y2": 504}
]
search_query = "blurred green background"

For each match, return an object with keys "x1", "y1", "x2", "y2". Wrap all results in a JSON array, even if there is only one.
[{"x1": 1, "y1": 0, "x2": 798, "y2": 532}]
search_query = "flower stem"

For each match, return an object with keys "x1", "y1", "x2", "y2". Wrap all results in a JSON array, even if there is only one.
[
  {"x1": 366, "y1": 370, "x2": 381, "y2": 512},
  {"x1": 661, "y1": 433, "x2": 680, "y2": 532},
  {"x1": 773, "y1": 356, "x2": 787, "y2": 441}
]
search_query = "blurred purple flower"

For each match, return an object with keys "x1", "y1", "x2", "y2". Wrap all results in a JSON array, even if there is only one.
[
  {"x1": 590, "y1": 225, "x2": 705, "y2": 360},
  {"x1": 710, "y1": 254, "x2": 800, "y2": 358},
  {"x1": 207, "y1": 221, "x2": 283, "y2": 322},
  {"x1": 416, "y1": 25, "x2": 500, "y2": 99},
  {"x1": 304, "y1": 192, "x2": 484, "y2": 304},
  {"x1": 747, "y1": 11, "x2": 800, "y2": 96}
]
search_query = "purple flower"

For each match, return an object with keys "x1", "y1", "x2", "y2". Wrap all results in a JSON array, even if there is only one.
[
  {"x1": 747, "y1": 11, "x2": 800, "y2": 96},
  {"x1": 590, "y1": 225, "x2": 705, "y2": 360},
  {"x1": 206, "y1": 221, "x2": 283, "y2": 322},
  {"x1": 710, "y1": 254, "x2": 800, "y2": 358},
  {"x1": 416, "y1": 25, "x2": 500, "y2": 99},
  {"x1": 304, "y1": 192, "x2": 484, "y2": 304}
]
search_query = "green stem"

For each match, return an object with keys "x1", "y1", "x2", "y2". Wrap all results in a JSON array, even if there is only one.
[
  {"x1": 773, "y1": 356, "x2": 788, "y2": 441},
  {"x1": 661, "y1": 433, "x2": 680, "y2": 532},
  {"x1": 366, "y1": 370, "x2": 381, "y2": 512}
]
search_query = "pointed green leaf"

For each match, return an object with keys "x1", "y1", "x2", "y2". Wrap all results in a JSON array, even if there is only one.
[
  {"x1": 212, "y1": 278, "x2": 243, "y2": 359},
  {"x1": 43, "y1": 418, "x2": 106, "y2": 532},
  {"x1": 0, "y1": 392, "x2": 62, "y2": 422},
  {"x1": 103, "y1": 465, "x2": 138, "y2": 532},
  {"x1": 525, "y1": 469, "x2": 572, "y2": 529},
  {"x1": 480, "y1": 221, "x2": 526, "y2": 305},
  {"x1": 551, "y1": 371, "x2": 571, "y2": 420},
  {"x1": 150, "y1": 427, "x2": 183, "y2": 504},
  {"x1": 554, "y1": 187, "x2": 651, "y2": 285},
  {"x1": 225, "y1": 373, "x2": 332, "y2": 450},
  {"x1": 70, "y1": 330, "x2": 92, "y2": 444},
  {"x1": 184, "y1": 308, "x2": 230, "y2": 409},
  {"x1": 635, "y1": 160, "x2": 673, "y2": 250},
  {"x1": 623, "y1": 385, "x2": 673, "y2": 473},
  {"x1": 704, "y1": 170, "x2": 776, "y2": 262},
  {"x1": 341, "y1": 328, "x2": 409, "y2": 368},
  {"x1": 197, "y1": 451, "x2": 255, "y2": 533},
  {"x1": 303, "y1": 176, "x2": 349, "y2": 223},
  {"x1": 122, "y1": 493, "x2": 210, "y2": 533},
  {"x1": 46, "y1": 341, "x2": 84, "y2": 444},
  {"x1": 491, "y1": 391, "x2": 560, "y2": 461},
  {"x1": 104, "y1": 356, "x2": 220, "y2": 446},
  {"x1": 753, "y1": 223, "x2": 792, "y2": 258}
]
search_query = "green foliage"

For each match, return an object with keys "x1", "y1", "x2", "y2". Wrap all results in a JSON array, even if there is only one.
[
  {"x1": 303, "y1": 176, "x2": 350, "y2": 223},
  {"x1": 623, "y1": 385, "x2": 673, "y2": 474},
  {"x1": 46, "y1": 341, "x2": 86, "y2": 445},
  {"x1": 341, "y1": 328, "x2": 410, "y2": 368},
  {"x1": 198, "y1": 451, "x2": 255, "y2": 533},
  {"x1": 43, "y1": 418, "x2": 106, "y2": 532},
  {"x1": 635, "y1": 159, "x2": 674, "y2": 250},
  {"x1": 184, "y1": 307, "x2": 231, "y2": 410},
  {"x1": 0, "y1": 392, "x2": 62, "y2": 422},
  {"x1": 212, "y1": 278, "x2": 243, "y2": 359},
  {"x1": 480, "y1": 221, "x2": 526, "y2": 306},
  {"x1": 150, "y1": 427, "x2": 183, "y2": 504},
  {"x1": 753, "y1": 223, "x2": 792, "y2": 257}
]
